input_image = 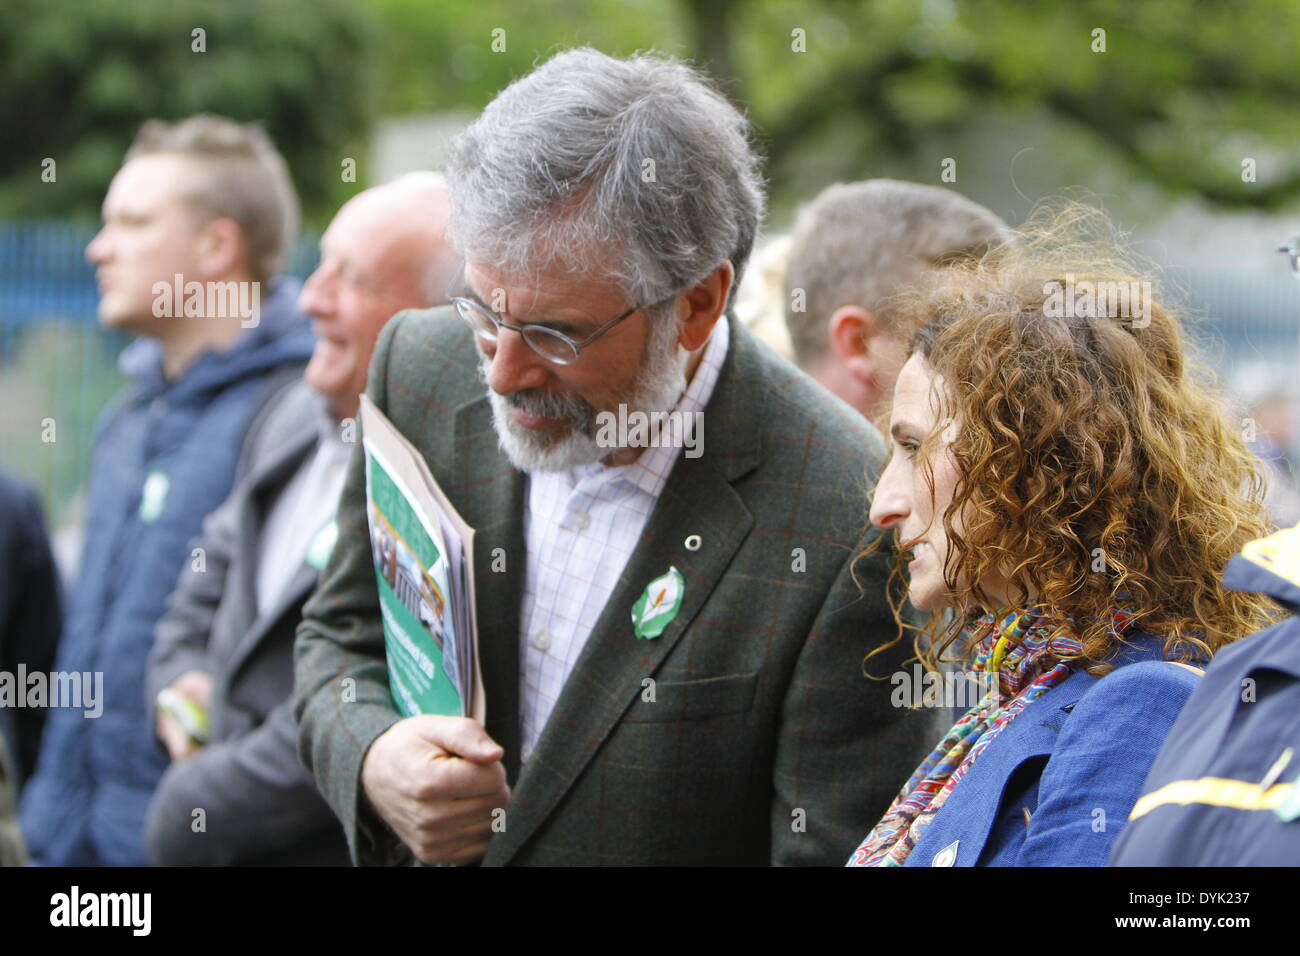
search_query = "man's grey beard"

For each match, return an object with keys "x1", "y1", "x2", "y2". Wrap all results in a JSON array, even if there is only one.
[{"x1": 482, "y1": 311, "x2": 689, "y2": 473}]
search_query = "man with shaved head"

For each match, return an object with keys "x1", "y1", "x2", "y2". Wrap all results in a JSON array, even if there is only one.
[
  {"x1": 143, "y1": 174, "x2": 456, "y2": 865},
  {"x1": 300, "y1": 173, "x2": 456, "y2": 422}
]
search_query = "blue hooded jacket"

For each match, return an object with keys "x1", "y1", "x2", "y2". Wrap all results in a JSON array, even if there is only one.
[{"x1": 20, "y1": 278, "x2": 314, "y2": 865}]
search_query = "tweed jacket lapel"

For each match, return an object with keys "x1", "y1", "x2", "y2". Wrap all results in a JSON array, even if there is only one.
[
  {"x1": 483, "y1": 314, "x2": 764, "y2": 865},
  {"x1": 451, "y1": 395, "x2": 527, "y2": 782}
]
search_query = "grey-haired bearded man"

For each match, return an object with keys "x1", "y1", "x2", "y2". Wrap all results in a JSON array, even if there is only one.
[{"x1": 294, "y1": 47, "x2": 938, "y2": 867}]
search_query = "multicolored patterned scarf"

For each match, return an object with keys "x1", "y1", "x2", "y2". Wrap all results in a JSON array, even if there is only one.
[{"x1": 847, "y1": 605, "x2": 1133, "y2": 867}]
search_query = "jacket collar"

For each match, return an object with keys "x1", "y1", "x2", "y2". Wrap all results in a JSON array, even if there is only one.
[
  {"x1": 1222, "y1": 526, "x2": 1300, "y2": 678},
  {"x1": 117, "y1": 276, "x2": 313, "y2": 401},
  {"x1": 220, "y1": 422, "x2": 325, "y2": 682}
]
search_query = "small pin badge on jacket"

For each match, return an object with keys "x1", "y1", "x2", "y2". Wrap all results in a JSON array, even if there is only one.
[
  {"x1": 138, "y1": 469, "x2": 170, "y2": 524},
  {"x1": 305, "y1": 519, "x2": 338, "y2": 571},
  {"x1": 931, "y1": 840, "x2": 959, "y2": 867},
  {"x1": 631, "y1": 566, "x2": 684, "y2": 640}
]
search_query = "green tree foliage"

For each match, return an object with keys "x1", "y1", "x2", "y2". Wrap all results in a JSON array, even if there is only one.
[
  {"x1": 4, "y1": 0, "x2": 1299, "y2": 225},
  {"x1": 363, "y1": 0, "x2": 1300, "y2": 213},
  {"x1": 0, "y1": 0, "x2": 378, "y2": 225},
  {"x1": 733, "y1": 0, "x2": 1300, "y2": 212},
  {"x1": 360, "y1": 0, "x2": 691, "y2": 115}
]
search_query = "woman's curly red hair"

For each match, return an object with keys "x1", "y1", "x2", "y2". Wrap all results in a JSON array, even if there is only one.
[{"x1": 862, "y1": 201, "x2": 1284, "y2": 676}]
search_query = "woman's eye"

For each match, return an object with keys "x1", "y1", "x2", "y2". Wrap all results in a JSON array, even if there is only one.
[{"x1": 890, "y1": 441, "x2": 917, "y2": 463}]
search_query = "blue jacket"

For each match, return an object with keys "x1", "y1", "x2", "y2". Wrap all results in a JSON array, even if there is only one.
[
  {"x1": 904, "y1": 635, "x2": 1200, "y2": 866},
  {"x1": 20, "y1": 279, "x2": 313, "y2": 866},
  {"x1": 1109, "y1": 529, "x2": 1300, "y2": 867}
]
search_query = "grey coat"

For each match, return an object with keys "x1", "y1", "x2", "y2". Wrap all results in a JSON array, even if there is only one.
[{"x1": 145, "y1": 378, "x2": 349, "y2": 866}]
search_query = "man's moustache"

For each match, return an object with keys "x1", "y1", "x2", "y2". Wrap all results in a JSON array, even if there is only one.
[{"x1": 505, "y1": 388, "x2": 593, "y2": 430}]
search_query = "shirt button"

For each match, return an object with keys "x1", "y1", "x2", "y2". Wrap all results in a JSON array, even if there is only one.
[
  {"x1": 571, "y1": 512, "x2": 591, "y2": 531},
  {"x1": 533, "y1": 629, "x2": 552, "y2": 652}
]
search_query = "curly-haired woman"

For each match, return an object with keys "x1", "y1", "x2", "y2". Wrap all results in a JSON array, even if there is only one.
[{"x1": 847, "y1": 206, "x2": 1283, "y2": 867}]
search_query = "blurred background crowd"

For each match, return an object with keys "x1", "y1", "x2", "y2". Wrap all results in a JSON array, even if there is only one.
[{"x1": 5, "y1": 0, "x2": 1300, "y2": 558}]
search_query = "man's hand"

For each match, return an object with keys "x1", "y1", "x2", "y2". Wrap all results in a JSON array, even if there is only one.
[
  {"x1": 156, "y1": 670, "x2": 214, "y2": 762},
  {"x1": 360, "y1": 716, "x2": 510, "y2": 865}
]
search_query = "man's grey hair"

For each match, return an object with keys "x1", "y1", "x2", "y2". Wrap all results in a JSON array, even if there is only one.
[
  {"x1": 446, "y1": 47, "x2": 765, "y2": 313},
  {"x1": 783, "y1": 179, "x2": 1011, "y2": 366}
]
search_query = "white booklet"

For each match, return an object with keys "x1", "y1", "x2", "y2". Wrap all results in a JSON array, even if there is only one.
[{"x1": 358, "y1": 393, "x2": 484, "y2": 723}]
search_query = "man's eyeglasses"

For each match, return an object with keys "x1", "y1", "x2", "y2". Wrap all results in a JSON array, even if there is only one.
[
  {"x1": 446, "y1": 261, "x2": 673, "y2": 366},
  {"x1": 1278, "y1": 236, "x2": 1300, "y2": 279}
]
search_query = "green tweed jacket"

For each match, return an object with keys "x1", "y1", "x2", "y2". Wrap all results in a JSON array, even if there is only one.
[{"x1": 293, "y1": 306, "x2": 938, "y2": 866}]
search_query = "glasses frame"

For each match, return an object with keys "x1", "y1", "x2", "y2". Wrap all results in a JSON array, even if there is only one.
[{"x1": 445, "y1": 261, "x2": 669, "y2": 366}]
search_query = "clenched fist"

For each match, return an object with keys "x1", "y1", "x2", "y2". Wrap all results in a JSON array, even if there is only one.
[{"x1": 360, "y1": 715, "x2": 510, "y2": 865}]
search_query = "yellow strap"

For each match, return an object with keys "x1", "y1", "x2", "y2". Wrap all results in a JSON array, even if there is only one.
[
  {"x1": 1129, "y1": 777, "x2": 1292, "y2": 821},
  {"x1": 988, "y1": 610, "x2": 1022, "y2": 675},
  {"x1": 987, "y1": 635, "x2": 1010, "y2": 675}
]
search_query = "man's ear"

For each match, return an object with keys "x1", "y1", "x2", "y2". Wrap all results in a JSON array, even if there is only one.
[
  {"x1": 677, "y1": 261, "x2": 734, "y2": 352},
  {"x1": 828, "y1": 305, "x2": 880, "y2": 382},
  {"x1": 194, "y1": 217, "x2": 248, "y2": 281}
]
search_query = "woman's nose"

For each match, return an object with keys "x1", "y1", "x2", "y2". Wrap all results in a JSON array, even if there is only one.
[{"x1": 868, "y1": 457, "x2": 909, "y2": 530}]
